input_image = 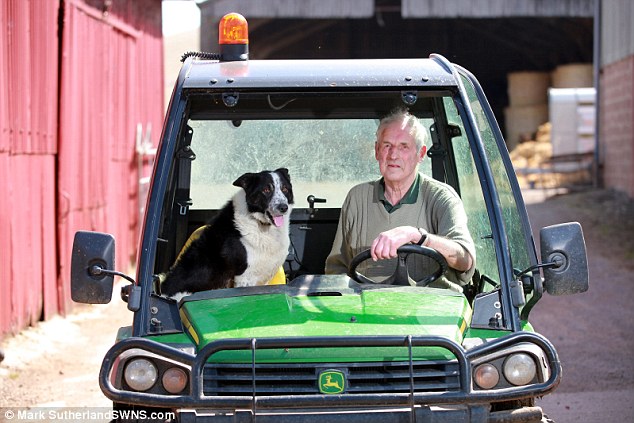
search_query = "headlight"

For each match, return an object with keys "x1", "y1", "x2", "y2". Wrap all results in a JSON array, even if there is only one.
[
  {"x1": 162, "y1": 367, "x2": 188, "y2": 394},
  {"x1": 503, "y1": 353, "x2": 537, "y2": 386},
  {"x1": 124, "y1": 358, "x2": 158, "y2": 391},
  {"x1": 473, "y1": 363, "x2": 499, "y2": 389}
]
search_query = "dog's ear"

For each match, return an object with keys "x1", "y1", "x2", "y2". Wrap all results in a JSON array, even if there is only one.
[
  {"x1": 233, "y1": 173, "x2": 255, "y2": 189},
  {"x1": 275, "y1": 168, "x2": 291, "y2": 182}
]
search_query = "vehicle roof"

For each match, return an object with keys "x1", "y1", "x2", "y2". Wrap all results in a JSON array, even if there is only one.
[{"x1": 182, "y1": 57, "x2": 459, "y2": 90}]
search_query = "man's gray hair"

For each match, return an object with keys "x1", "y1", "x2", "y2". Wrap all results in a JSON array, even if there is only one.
[{"x1": 376, "y1": 109, "x2": 427, "y2": 150}]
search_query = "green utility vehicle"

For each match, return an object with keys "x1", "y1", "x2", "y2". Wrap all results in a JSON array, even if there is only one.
[{"x1": 71, "y1": 13, "x2": 589, "y2": 423}]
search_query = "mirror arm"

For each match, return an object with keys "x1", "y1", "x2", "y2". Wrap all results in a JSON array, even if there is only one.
[
  {"x1": 515, "y1": 260, "x2": 561, "y2": 279},
  {"x1": 89, "y1": 265, "x2": 136, "y2": 285},
  {"x1": 516, "y1": 262, "x2": 558, "y2": 322}
]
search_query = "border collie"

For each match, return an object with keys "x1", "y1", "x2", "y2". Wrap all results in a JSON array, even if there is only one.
[{"x1": 160, "y1": 168, "x2": 293, "y2": 300}]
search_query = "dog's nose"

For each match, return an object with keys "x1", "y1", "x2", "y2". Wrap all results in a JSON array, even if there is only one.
[{"x1": 277, "y1": 204, "x2": 288, "y2": 214}]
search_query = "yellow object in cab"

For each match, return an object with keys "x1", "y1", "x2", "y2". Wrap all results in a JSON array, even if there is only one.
[{"x1": 267, "y1": 266, "x2": 286, "y2": 285}]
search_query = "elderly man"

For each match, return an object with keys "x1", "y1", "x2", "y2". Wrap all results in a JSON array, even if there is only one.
[{"x1": 325, "y1": 109, "x2": 475, "y2": 291}]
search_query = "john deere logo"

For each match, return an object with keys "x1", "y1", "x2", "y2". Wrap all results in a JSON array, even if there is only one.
[{"x1": 318, "y1": 370, "x2": 346, "y2": 394}]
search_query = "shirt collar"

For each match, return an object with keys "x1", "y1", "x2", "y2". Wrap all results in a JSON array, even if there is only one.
[{"x1": 378, "y1": 173, "x2": 420, "y2": 213}]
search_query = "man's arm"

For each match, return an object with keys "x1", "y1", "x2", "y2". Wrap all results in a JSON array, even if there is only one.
[{"x1": 370, "y1": 226, "x2": 473, "y2": 272}]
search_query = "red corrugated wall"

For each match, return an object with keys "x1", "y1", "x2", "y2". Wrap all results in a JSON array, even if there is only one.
[
  {"x1": 1, "y1": 0, "x2": 60, "y2": 333},
  {"x1": 57, "y1": 0, "x2": 164, "y2": 312},
  {"x1": 1, "y1": 0, "x2": 163, "y2": 336}
]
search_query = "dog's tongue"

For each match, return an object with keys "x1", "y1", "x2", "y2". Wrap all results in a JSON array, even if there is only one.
[{"x1": 273, "y1": 215, "x2": 285, "y2": 227}]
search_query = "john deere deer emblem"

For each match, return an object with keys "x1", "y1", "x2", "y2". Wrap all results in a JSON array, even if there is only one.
[{"x1": 318, "y1": 370, "x2": 346, "y2": 394}]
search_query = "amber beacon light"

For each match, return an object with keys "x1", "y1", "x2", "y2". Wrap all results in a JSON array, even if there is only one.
[{"x1": 219, "y1": 13, "x2": 249, "y2": 61}]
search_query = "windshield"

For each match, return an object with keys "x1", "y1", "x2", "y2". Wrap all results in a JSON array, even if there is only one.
[
  {"x1": 155, "y1": 90, "x2": 507, "y2": 303},
  {"x1": 189, "y1": 118, "x2": 432, "y2": 210}
]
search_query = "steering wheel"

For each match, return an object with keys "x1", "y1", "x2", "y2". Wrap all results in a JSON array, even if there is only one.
[{"x1": 348, "y1": 244, "x2": 448, "y2": 286}]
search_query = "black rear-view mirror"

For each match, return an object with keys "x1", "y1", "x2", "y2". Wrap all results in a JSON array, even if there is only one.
[
  {"x1": 540, "y1": 222, "x2": 589, "y2": 295},
  {"x1": 71, "y1": 231, "x2": 116, "y2": 304}
]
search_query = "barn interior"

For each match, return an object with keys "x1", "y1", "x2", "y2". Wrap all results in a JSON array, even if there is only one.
[{"x1": 200, "y1": 0, "x2": 595, "y2": 153}]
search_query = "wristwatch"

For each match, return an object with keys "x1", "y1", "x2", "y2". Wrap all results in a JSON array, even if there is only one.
[{"x1": 416, "y1": 227, "x2": 428, "y2": 246}]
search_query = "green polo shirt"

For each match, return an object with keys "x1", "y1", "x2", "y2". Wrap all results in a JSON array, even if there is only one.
[
  {"x1": 326, "y1": 173, "x2": 477, "y2": 291},
  {"x1": 378, "y1": 174, "x2": 421, "y2": 213}
]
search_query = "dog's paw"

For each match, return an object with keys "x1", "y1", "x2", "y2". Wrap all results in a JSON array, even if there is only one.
[{"x1": 165, "y1": 291, "x2": 192, "y2": 302}]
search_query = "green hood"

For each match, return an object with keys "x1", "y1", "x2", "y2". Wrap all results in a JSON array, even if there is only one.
[{"x1": 179, "y1": 279, "x2": 471, "y2": 363}]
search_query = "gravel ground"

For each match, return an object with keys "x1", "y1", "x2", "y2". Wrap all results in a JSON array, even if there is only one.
[
  {"x1": 525, "y1": 188, "x2": 634, "y2": 422},
  {"x1": 0, "y1": 289, "x2": 130, "y2": 410}
]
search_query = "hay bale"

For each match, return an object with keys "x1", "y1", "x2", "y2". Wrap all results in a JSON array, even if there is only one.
[
  {"x1": 507, "y1": 71, "x2": 551, "y2": 106},
  {"x1": 535, "y1": 122, "x2": 551, "y2": 143},
  {"x1": 552, "y1": 63, "x2": 593, "y2": 88},
  {"x1": 504, "y1": 104, "x2": 549, "y2": 150},
  {"x1": 510, "y1": 123, "x2": 553, "y2": 188}
]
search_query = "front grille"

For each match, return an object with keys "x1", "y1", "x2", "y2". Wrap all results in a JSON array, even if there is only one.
[{"x1": 203, "y1": 360, "x2": 460, "y2": 396}]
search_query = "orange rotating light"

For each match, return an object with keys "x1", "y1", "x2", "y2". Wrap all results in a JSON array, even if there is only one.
[{"x1": 218, "y1": 13, "x2": 249, "y2": 61}]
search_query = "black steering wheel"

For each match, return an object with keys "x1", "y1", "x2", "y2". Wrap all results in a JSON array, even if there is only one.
[{"x1": 348, "y1": 244, "x2": 448, "y2": 287}]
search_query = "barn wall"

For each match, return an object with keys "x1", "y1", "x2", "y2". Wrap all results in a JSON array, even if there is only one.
[
  {"x1": 600, "y1": 56, "x2": 634, "y2": 197},
  {"x1": 600, "y1": 0, "x2": 634, "y2": 197},
  {"x1": 0, "y1": 0, "x2": 164, "y2": 337},
  {"x1": 57, "y1": 0, "x2": 164, "y2": 312},
  {"x1": 0, "y1": 0, "x2": 60, "y2": 334},
  {"x1": 402, "y1": 0, "x2": 594, "y2": 17}
]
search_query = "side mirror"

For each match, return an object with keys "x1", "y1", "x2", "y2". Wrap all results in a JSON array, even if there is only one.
[
  {"x1": 71, "y1": 231, "x2": 116, "y2": 304},
  {"x1": 540, "y1": 222, "x2": 589, "y2": 295}
]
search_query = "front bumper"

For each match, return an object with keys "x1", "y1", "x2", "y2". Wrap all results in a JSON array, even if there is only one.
[
  {"x1": 176, "y1": 405, "x2": 545, "y2": 423},
  {"x1": 101, "y1": 332, "x2": 560, "y2": 422}
]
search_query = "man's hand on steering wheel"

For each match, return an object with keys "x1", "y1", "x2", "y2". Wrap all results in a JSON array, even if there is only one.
[{"x1": 370, "y1": 226, "x2": 426, "y2": 261}]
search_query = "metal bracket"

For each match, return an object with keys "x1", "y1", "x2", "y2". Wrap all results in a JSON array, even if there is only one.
[{"x1": 401, "y1": 91, "x2": 418, "y2": 105}]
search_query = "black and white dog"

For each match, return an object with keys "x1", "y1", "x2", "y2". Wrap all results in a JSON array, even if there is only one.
[{"x1": 160, "y1": 168, "x2": 294, "y2": 300}]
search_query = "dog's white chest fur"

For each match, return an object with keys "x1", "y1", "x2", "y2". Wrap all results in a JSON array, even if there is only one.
[{"x1": 232, "y1": 191, "x2": 290, "y2": 287}]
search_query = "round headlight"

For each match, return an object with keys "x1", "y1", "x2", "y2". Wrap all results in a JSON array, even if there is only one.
[
  {"x1": 503, "y1": 353, "x2": 537, "y2": 386},
  {"x1": 473, "y1": 363, "x2": 499, "y2": 389},
  {"x1": 162, "y1": 367, "x2": 188, "y2": 394},
  {"x1": 124, "y1": 358, "x2": 158, "y2": 391}
]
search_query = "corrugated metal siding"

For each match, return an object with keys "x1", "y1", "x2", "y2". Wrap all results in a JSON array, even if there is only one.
[
  {"x1": 57, "y1": 0, "x2": 163, "y2": 312},
  {"x1": 202, "y1": 0, "x2": 374, "y2": 18},
  {"x1": 1, "y1": 0, "x2": 163, "y2": 337},
  {"x1": 3, "y1": 0, "x2": 59, "y2": 154},
  {"x1": 1, "y1": 0, "x2": 59, "y2": 335},
  {"x1": 203, "y1": 0, "x2": 594, "y2": 19},
  {"x1": 0, "y1": 3, "x2": 8, "y2": 335},
  {"x1": 0, "y1": 4, "x2": 8, "y2": 154},
  {"x1": 402, "y1": 0, "x2": 594, "y2": 17},
  {"x1": 9, "y1": 155, "x2": 58, "y2": 326},
  {"x1": 601, "y1": 0, "x2": 634, "y2": 65},
  {"x1": 0, "y1": 153, "x2": 12, "y2": 333}
]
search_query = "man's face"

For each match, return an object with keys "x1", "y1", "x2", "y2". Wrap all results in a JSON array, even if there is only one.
[{"x1": 375, "y1": 121, "x2": 426, "y2": 186}]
